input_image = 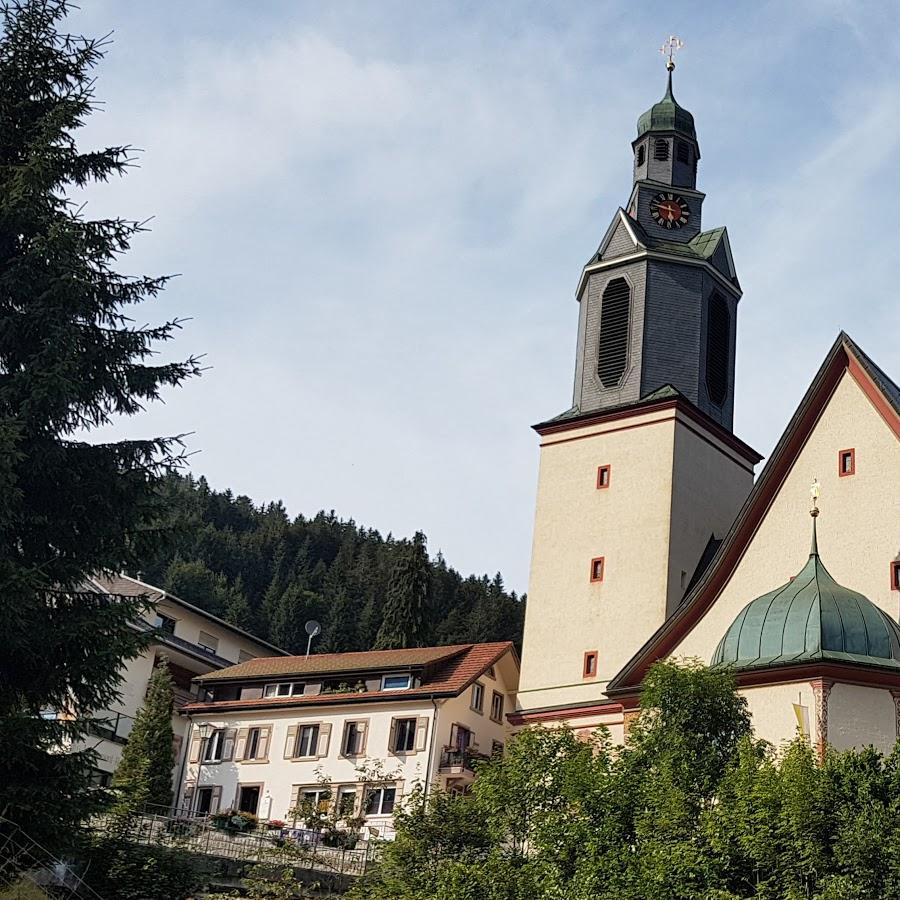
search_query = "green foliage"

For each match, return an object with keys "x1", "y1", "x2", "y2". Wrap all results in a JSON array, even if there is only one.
[
  {"x1": 78, "y1": 834, "x2": 199, "y2": 900},
  {"x1": 112, "y1": 659, "x2": 176, "y2": 814},
  {"x1": 352, "y1": 660, "x2": 900, "y2": 899},
  {"x1": 132, "y1": 475, "x2": 527, "y2": 654},
  {"x1": 374, "y1": 531, "x2": 430, "y2": 649},
  {"x1": 0, "y1": 0, "x2": 197, "y2": 861}
]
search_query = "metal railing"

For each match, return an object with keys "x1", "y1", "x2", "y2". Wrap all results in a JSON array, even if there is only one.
[
  {"x1": 438, "y1": 747, "x2": 489, "y2": 772},
  {"x1": 86, "y1": 710, "x2": 135, "y2": 744}
]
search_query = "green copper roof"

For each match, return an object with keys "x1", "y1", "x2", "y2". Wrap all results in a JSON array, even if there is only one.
[
  {"x1": 712, "y1": 519, "x2": 900, "y2": 672},
  {"x1": 636, "y1": 71, "x2": 696, "y2": 140}
]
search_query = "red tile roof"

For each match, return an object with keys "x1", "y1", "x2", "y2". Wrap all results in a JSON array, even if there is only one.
[{"x1": 181, "y1": 642, "x2": 517, "y2": 713}]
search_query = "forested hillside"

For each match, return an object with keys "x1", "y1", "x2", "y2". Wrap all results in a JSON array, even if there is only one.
[{"x1": 133, "y1": 476, "x2": 525, "y2": 655}]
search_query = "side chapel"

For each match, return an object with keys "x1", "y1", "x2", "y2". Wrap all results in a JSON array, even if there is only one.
[{"x1": 513, "y1": 46, "x2": 900, "y2": 756}]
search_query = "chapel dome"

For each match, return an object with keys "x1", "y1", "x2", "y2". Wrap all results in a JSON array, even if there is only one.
[
  {"x1": 636, "y1": 71, "x2": 696, "y2": 141},
  {"x1": 711, "y1": 518, "x2": 900, "y2": 672}
]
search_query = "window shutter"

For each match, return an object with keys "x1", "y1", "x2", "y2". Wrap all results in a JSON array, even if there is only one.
[
  {"x1": 222, "y1": 728, "x2": 237, "y2": 761},
  {"x1": 172, "y1": 733, "x2": 184, "y2": 762},
  {"x1": 257, "y1": 726, "x2": 271, "y2": 760},
  {"x1": 449, "y1": 723, "x2": 459, "y2": 748},
  {"x1": 210, "y1": 785, "x2": 222, "y2": 813},
  {"x1": 289, "y1": 785, "x2": 301, "y2": 824},
  {"x1": 284, "y1": 725, "x2": 298, "y2": 759},
  {"x1": 316, "y1": 723, "x2": 332, "y2": 758},
  {"x1": 182, "y1": 785, "x2": 194, "y2": 811},
  {"x1": 235, "y1": 727, "x2": 249, "y2": 761},
  {"x1": 189, "y1": 731, "x2": 202, "y2": 763},
  {"x1": 414, "y1": 717, "x2": 428, "y2": 752},
  {"x1": 357, "y1": 720, "x2": 368, "y2": 755},
  {"x1": 597, "y1": 278, "x2": 630, "y2": 388},
  {"x1": 388, "y1": 718, "x2": 398, "y2": 754}
]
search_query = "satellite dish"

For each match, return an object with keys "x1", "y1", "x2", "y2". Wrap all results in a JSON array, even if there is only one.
[{"x1": 304, "y1": 620, "x2": 321, "y2": 658}]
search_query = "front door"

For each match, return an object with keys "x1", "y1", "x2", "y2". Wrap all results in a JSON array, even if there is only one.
[{"x1": 238, "y1": 785, "x2": 261, "y2": 815}]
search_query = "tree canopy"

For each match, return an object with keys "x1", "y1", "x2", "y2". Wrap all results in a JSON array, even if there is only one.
[
  {"x1": 132, "y1": 474, "x2": 526, "y2": 654},
  {"x1": 352, "y1": 660, "x2": 900, "y2": 900},
  {"x1": 0, "y1": 0, "x2": 197, "y2": 863}
]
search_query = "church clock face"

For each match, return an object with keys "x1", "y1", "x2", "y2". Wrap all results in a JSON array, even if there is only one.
[{"x1": 650, "y1": 192, "x2": 690, "y2": 229}]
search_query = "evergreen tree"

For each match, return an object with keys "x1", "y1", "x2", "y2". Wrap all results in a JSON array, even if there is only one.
[
  {"x1": 223, "y1": 576, "x2": 254, "y2": 632},
  {"x1": 321, "y1": 587, "x2": 360, "y2": 652},
  {"x1": 0, "y1": 0, "x2": 198, "y2": 861},
  {"x1": 269, "y1": 583, "x2": 326, "y2": 654},
  {"x1": 112, "y1": 660, "x2": 176, "y2": 814},
  {"x1": 374, "y1": 532, "x2": 430, "y2": 649}
]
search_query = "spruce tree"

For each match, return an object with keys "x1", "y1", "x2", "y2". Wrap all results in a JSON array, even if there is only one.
[
  {"x1": 0, "y1": 0, "x2": 198, "y2": 858},
  {"x1": 112, "y1": 660, "x2": 176, "y2": 814},
  {"x1": 374, "y1": 532, "x2": 430, "y2": 649}
]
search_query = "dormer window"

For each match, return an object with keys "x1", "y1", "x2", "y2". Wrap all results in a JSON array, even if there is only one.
[
  {"x1": 382, "y1": 674, "x2": 412, "y2": 691},
  {"x1": 654, "y1": 138, "x2": 669, "y2": 161},
  {"x1": 263, "y1": 681, "x2": 305, "y2": 698},
  {"x1": 635, "y1": 144, "x2": 646, "y2": 166}
]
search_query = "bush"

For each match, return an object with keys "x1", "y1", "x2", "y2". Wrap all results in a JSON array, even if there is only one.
[{"x1": 211, "y1": 809, "x2": 259, "y2": 832}]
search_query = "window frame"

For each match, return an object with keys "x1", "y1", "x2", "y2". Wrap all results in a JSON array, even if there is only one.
[
  {"x1": 153, "y1": 613, "x2": 177, "y2": 635},
  {"x1": 590, "y1": 557, "x2": 605, "y2": 583},
  {"x1": 245, "y1": 727, "x2": 261, "y2": 761},
  {"x1": 471, "y1": 682, "x2": 485, "y2": 714},
  {"x1": 337, "y1": 785, "x2": 358, "y2": 818},
  {"x1": 635, "y1": 143, "x2": 646, "y2": 166},
  {"x1": 596, "y1": 464, "x2": 611, "y2": 490},
  {"x1": 392, "y1": 717, "x2": 417, "y2": 753},
  {"x1": 705, "y1": 292, "x2": 731, "y2": 407},
  {"x1": 891, "y1": 561, "x2": 900, "y2": 592},
  {"x1": 583, "y1": 651, "x2": 598, "y2": 679},
  {"x1": 490, "y1": 690, "x2": 504, "y2": 724},
  {"x1": 676, "y1": 140, "x2": 690, "y2": 164},
  {"x1": 381, "y1": 674, "x2": 412, "y2": 691},
  {"x1": 263, "y1": 682, "x2": 305, "y2": 698},
  {"x1": 838, "y1": 448, "x2": 856, "y2": 477},
  {"x1": 365, "y1": 785, "x2": 397, "y2": 817},
  {"x1": 597, "y1": 277, "x2": 631, "y2": 389},
  {"x1": 197, "y1": 631, "x2": 219, "y2": 655},
  {"x1": 295, "y1": 723, "x2": 320, "y2": 759},
  {"x1": 342, "y1": 720, "x2": 365, "y2": 757},
  {"x1": 203, "y1": 729, "x2": 226, "y2": 763},
  {"x1": 653, "y1": 138, "x2": 669, "y2": 161}
]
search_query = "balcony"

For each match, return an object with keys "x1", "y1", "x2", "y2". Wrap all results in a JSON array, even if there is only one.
[
  {"x1": 438, "y1": 748, "x2": 488, "y2": 775},
  {"x1": 150, "y1": 627, "x2": 235, "y2": 669},
  {"x1": 87, "y1": 710, "x2": 135, "y2": 745}
]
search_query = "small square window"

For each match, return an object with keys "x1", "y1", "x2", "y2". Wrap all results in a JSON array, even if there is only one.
[
  {"x1": 891, "y1": 561, "x2": 900, "y2": 592},
  {"x1": 382, "y1": 674, "x2": 412, "y2": 691},
  {"x1": 839, "y1": 449, "x2": 855, "y2": 477},
  {"x1": 596, "y1": 465, "x2": 611, "y2": 489},
  {"x1": 590, "y1": 557, "x2": 605, "y2": 583},
  {"x1": 583, "y1": 651, "x2": 598, "y2": 679}
]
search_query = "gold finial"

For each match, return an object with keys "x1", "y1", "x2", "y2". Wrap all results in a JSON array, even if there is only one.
[
  {"x1": 810, "y1": 477, "x2": 821, "y2": 517},
  {"x1": 659, "y1": 35, "x2": 684, "y2": 72}
]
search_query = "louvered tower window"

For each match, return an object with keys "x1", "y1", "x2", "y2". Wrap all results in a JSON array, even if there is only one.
[
  {"x1": 597, "y1": 278, "x2": 630, "y2": 388},
  {"x1": 654, "y1": 138, "x2": 669, "y2": 161},
  {"x1": 635, "y1": 144, "x2": 645, "y2": 166},
  {"x1": 676, "y1": 140, "x2": 690, "y2": 164},
  {"x1": 706, "y1": 293, "x2": 730, "y2": 406}
]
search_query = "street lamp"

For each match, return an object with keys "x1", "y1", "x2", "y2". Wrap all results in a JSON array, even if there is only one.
[{"x1": 193, "y1": 721, "x2": 214, "y2": 816}]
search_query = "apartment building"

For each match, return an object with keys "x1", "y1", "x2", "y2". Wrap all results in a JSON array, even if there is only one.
[
  {"x1": 178, "y1": 642, "x2": 519, "y2": 831},
  {"x1": 83, "y1": 574, "x2": 285, "y2": 786}
]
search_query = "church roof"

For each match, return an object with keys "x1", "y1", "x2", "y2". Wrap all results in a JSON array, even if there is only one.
[
  {"x1": 636, "y1": 71, "x2": 696, "y2": 140},
  {"x1": 711, "y1": 519, "x2": 900, "y2": 673}
]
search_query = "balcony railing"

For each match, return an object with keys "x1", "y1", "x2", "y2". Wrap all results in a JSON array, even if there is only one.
[
  {"x1": 438, "y1": 748, "x2": 489, "y2": 773},
  {"x1": 87, "y1": 710, "x2": 135, "y2": 744}
]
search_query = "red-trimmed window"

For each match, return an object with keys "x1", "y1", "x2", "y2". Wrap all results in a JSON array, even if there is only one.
[
  {"x1": 583, "y1": 651, "x2": 598, "y2": 678},
  {"x1": 891, "y1": 561, "x2": 900, "y2": 592},
  {"x1": 596, "y1": 465, "x2": 611, "y2": 489},
  {"x1": 590, "y1": 557, "x2": 605, "y2": 583},
  {"x1": 839, "y1": 448, "x2": 855, "y2": 477}
]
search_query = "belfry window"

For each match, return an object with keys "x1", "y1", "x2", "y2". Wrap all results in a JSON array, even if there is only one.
[
  {"x1": 705, "y1": 292, "x2": 730, "y2": 407},
  {"x1": 676, "y1": 140, "x2": 690, "y2": 164},
  {"x1": 597, "y1": 278, "x2": 630, "y2": 388},
  {"x1": 635, "y1": 144, "x2": 646, "y2": 166},
  {"x1": 654, "y1": 138, "x2": 669, "y2": 161}
]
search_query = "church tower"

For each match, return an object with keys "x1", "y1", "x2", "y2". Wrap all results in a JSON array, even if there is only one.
[{"x1": 516, "y1": 49, "x2": 763, "y2": 723}]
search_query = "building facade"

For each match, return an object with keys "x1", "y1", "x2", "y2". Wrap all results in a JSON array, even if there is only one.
[
  {"x1": 177, "y1": 642, "x2": 519, "y2": 832},
  {"x1": 82, "y1": 574, "x2": 285, "y2": 787},
  {"x1": 514, "y1": 61, "x2": 900, "y2": 754}
]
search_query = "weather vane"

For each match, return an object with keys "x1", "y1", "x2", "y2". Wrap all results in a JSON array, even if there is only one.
[
  {"x1": 810, "y1": 477, "x2": 821, "y2": 516},
  {"x1": 659, "y1": 35, "x2": 684, "y2": 72}
]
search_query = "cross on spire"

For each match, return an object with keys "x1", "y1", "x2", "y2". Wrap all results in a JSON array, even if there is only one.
[{"x1": 659, "y1": 35, "x2": 684, "y2": 72}]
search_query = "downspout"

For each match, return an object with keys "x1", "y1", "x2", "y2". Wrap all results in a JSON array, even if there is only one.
[
  {"x1": 175, "y1": 716, "x2": 193, "y2": 814},
  {"x1": 423, "y1": 695, "x2": 440, "y2": 798}
]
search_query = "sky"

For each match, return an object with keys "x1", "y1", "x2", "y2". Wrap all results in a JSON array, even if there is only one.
[{"x1": 64, "y1": 0, "x2": 900, "y2": 593}]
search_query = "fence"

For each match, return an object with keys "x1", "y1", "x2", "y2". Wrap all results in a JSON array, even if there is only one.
[{"x1": 95, "y1": 807, "x2": 384, "y2": 879}]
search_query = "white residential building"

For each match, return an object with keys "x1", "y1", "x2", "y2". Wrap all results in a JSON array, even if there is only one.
[
  {"x1": 82, "y1": 574, "x2": 285, "y2": 788},
  {"x1": 177, "y1": 642, "x2": 519, "y2": 831}
]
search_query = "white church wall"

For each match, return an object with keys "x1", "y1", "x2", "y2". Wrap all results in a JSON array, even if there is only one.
[
  {"x1": 671, "y1": 370, "x2": 900, "y2": 667},
  {"x1": 827, "y1": 683, "x2": 896, "y2": 755},
  {"x1": 738, "y1": 682, "x2": 816, "y2": 751}
]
